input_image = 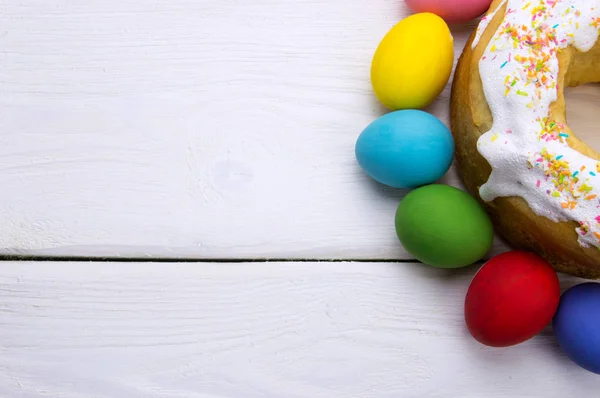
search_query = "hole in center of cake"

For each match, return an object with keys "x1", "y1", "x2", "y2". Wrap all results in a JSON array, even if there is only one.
[{"x1": 565, "y1": 83, "x2": 600, "y2": 153}]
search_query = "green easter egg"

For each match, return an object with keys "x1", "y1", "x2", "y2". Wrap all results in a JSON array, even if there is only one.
[{"x1": 395, "y1": 184, "x2": 494, "y2": 268}]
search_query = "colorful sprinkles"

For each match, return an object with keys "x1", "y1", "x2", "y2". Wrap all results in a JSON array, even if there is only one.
[{"x1": 476, "y1": 0, "x2": 600, "y2": 248}]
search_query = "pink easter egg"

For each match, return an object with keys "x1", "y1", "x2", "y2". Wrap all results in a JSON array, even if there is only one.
[{"x1": 405, "y1": 0, "x2": 493, "y2": 24}]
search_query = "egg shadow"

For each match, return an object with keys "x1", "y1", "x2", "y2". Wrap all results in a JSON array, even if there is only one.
[
  {"x1": 395, "y1": 260, "x2": 481, "y2": 286},
  {"x1": 357, "y1": 170, "x2": 411, "y2": 200},
  {"x1": 448, "y1": 19, "x2": 481, "y2": 36},
  {"x1": 539, "y1": 324, "x2": 586, "y2": 374},
  {"x1": 397, "y1": 0, "x2": 411, "y2": 15},
  {"x1": 368, "y1": 92, "x2": 391, "y2": 119}
]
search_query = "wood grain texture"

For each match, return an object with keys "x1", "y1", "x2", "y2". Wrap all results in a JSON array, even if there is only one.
[
  {"x1": 1, "y1": 1, "x2": 599, "y2": 259},
  {"x1": 0, "y1": 261, "x2": 597, "y2": 397}
]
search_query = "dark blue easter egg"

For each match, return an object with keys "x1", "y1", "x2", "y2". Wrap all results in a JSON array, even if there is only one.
[
  {"x1": 355, "y1": 110, "x2": 454, "y2": 189},
  {"x1": 553, "y1": 282, "x2": 600, "y2": 375}
]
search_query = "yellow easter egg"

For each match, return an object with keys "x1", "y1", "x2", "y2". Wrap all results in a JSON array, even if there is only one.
[{"x1": 371, "y1": 13, "x2": 454, "y2": 110}]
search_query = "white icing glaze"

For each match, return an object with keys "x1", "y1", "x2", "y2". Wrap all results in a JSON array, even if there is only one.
[
  {"x1": 471, "y1": 0, "x2": 507, "y2": 49},
  {"x1": 473, "y1": 0, "x2": 600, "y2": 248}
]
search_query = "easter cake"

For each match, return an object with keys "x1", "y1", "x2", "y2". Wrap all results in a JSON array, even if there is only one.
[{"x1": 450, "y1": 0, "x2": 600, "y2": 278}]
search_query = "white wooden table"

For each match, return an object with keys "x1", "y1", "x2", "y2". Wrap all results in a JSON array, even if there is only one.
[{"x1": 2, "y1": 1, "x2": 600, "y2": 396}]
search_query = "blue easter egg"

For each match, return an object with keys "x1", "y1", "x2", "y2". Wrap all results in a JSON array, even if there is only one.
[
  {"x1": 355, "y1": 110, "x2": 454, "y2": 189},
  {"x1": 553, "y1": 283, "x2": 600, "y2": 375}
]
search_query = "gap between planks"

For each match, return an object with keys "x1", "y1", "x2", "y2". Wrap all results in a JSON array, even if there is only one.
[{"x1": 0, "y1": 255, "x2": 425, "y2": 264}]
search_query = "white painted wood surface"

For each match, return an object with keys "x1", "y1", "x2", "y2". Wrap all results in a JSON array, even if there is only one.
[
  {"x1": 2, "y1": 1, "x2": 600, "y2": 259},
  {"x1": 3, "y1": 2, "x2": 600, "y2": 394},
  {"x1": 0, "y1": 261, "x2": 598, "y2": 397},
  {"x1": 0, "y1": 0, "x2": 486, "y2": 259}
]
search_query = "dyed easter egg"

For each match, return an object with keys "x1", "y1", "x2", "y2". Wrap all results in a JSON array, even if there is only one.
[
  {"x1": 355, "y1": 110, "x2": 454, "y2": 189},
  {"x1": 553, "y1": 283, "x2": 600, "y2": 375},
  {"x1": 394, "y1": 184, "x2": 493, "y2": 268},
  {"x1": 465, "y1": 251, "x2": 560, "y2": 347},
  {"x1": 405, "y1": 0, "x2": 493, "y2": 24},
  {"x1": 371, "y1": 13, "x2": 454, "y2": 110}
]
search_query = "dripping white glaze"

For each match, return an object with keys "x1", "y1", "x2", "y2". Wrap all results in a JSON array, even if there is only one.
[{"x1": 472, "y1": 0, "x2": 600, "y2": 248}]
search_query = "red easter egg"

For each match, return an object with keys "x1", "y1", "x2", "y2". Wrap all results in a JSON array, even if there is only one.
[{"x1": 464, "y1": 250, "x2": 560, "y2": 347}]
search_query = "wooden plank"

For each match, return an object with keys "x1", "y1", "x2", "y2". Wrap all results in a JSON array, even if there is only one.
[
  {"x1": 1, "y1": 1, "x2": 599, "y2": 259},
  {"x1": 0, "y1": 261, "x2": 596, "y2": 397}
]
